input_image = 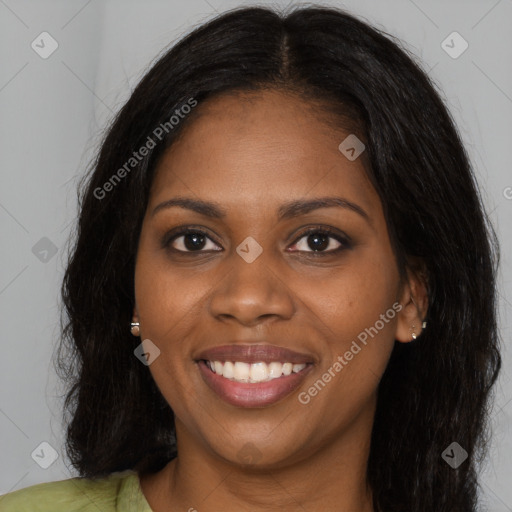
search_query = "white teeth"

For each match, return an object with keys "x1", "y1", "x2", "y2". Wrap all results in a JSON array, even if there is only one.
[
  {"x1": 234, "y1": 361, "x2": 250, "y2": 381},
  {"x1": 206, "y1": 360, "x2": 307, "y2": 382},
  {"x1": 250, "y1": 362, "x2": 268, "y2": 382},
  {"x1": 222, "y1": 361, "x2": 234, "y2": 379},
  {"x1": 282, "y1": 363, "x2": 293, "y2": 376},
  {"x1": 268, "y1": 361, "x2": 282, "y2": 379},
  {"x1": 214, "y1": 361, "x2": 223, "y2": 375}
]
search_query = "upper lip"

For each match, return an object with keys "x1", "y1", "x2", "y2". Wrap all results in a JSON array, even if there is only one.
[{"x1": 195, "y1": 344, "x2": 315, "y2": 364}]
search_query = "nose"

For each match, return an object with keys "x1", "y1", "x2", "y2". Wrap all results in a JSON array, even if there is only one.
[{"x1": 208, "y1": 248, "x2": 296, "y2": 327}]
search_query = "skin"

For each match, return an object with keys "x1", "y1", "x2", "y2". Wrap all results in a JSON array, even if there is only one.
[{"x1": 133, "y1": 89, "x2": 428, "y2": 512}]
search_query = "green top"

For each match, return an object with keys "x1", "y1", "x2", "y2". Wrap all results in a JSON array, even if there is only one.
[{"x1": 0, "y1": 469, "x2": 153, "y2": 511}]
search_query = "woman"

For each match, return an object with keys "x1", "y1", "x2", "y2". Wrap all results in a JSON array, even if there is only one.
[{"x1": 1, "y1": 4, "x2": 501, "y2": 511}]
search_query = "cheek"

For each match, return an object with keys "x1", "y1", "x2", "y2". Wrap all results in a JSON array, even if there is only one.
[
  {"x1": 317, "y1": 250, "x2": 399, "y2": 333},
  {"x1": 134, "y1": 248, "x2": 210, "y2": 341},
  {"x1": 133, "y1": 251, "x2": 202, "y2": 417},
  {"x1": 309, "y1": 250, "x2": 399, "y2": 390}
]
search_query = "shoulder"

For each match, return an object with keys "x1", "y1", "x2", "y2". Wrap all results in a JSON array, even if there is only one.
[{"x1": 0, "y1": 469, "x2": 143, "y2": 512}]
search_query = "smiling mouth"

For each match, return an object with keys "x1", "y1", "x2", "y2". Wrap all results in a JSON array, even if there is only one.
[
  {"x1": 194, "y1": 343, "x2": 316, "y2": 407},
  {"x1": 202, "y1": 360, "x2": 310, "y2": 383},
  {"x1": 196, "y1": 359, "x2": 314, "y2": 408}
]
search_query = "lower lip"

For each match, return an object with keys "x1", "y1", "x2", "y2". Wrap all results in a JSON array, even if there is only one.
[{"x1": 196, "y1": 360, "x2": 313, "y2": 408}]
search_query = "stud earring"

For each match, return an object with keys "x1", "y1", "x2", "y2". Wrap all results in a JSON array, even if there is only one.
[
  {"x1": 411, "y1": 320, "x2": 427, "y2": 340},
  {"x1": 130, "y1": 322, "x2": 140, "y2": 337}
]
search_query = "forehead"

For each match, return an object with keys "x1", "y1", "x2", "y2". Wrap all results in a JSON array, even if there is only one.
[{"x1": 148, "y1": 89, "x2": 379, "y2": 219}]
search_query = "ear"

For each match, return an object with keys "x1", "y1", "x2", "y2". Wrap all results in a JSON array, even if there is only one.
[
  {"x1": 132, "y1": 306, "x2": 139, "y2": 323},
  {"x1": 395, "y1": 259, "x2": 429, "y2": 343}
]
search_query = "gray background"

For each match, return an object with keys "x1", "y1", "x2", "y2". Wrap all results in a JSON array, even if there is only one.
[{"x1": 0, "y1": 0, "x2": 511, "y2": 509}]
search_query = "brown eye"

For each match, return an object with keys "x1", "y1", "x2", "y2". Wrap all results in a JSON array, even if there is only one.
[
  {"x1": 289, "y1": 227, "x2": 351, "y2": 255},
  {"x1": 163, "y1": 228, "x2": 222, "y2": 253}
]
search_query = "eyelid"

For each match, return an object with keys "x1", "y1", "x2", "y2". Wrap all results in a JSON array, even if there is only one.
[
  {"x1": 161, "y1": 225, "x2": 222, "y2": 251},
  {"x1": 162, "y1": 224, "x2": 352, "y2": 255},
  {"x1": 287, "y1": 226, "x2": 352, "y2": 254},
  {"x1": 289, "y1": 225, "x2": 352, "y2": 245}
]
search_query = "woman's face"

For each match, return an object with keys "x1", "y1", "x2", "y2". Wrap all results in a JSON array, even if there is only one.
[{"x1": 134, "y1": 89, "x2": 416, "y2": 467}]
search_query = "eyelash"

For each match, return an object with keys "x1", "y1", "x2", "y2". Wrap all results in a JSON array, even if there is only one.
[{"x1": 161, "y1": 225, "x2": 351, "y2": 257}]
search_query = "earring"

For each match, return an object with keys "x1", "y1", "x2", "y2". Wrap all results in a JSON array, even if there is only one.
[
  {"x1": 411, "y1": 321, "x2": 427, "y2": 340},
  {"x1": 130, "y1": 322, "x2": 140, "y2": 337}
]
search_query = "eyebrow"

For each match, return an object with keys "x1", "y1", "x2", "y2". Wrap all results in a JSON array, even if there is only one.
[{"x1": 151, "y1": 196, "x2": 370, "y2": 222}]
